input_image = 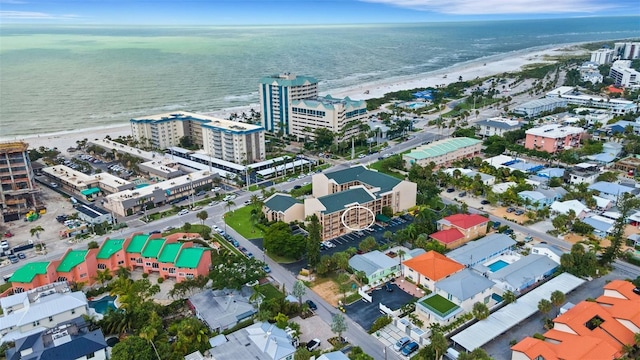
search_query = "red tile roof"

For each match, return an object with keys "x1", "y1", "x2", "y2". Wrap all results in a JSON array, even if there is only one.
[
  {"x1": 429, "y1": 228, "x2": 465, "y2": 244},
  {"x1": 442, "y1": 214, "x2": 489, "y2": 229},
  {"x1": 402, "y1": 251, "x2": 464, "y2": 281}
]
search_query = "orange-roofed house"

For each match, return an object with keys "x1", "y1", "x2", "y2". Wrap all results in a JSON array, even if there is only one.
[
  {"x1": 9, "y1": 262, "x2": 58, "y2": 293},
  {"x1": 54, "y1": 248, "x2": 99, "y2": 285},
  {"x1": 431, "y1": 214, "x2": 489, "y2": 248},
  {"x1": 511, "y1": 280, "x2": 640, "y2": 360},
  {"x1": 402, "y1": 251, "x2": 464, "y2": 291}
]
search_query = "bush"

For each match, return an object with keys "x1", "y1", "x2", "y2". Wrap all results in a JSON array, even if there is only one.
[
  {"x1": 142, "y1": 273, "x2": 149, "y2": 279},
  {"x1": 533, "y1": 333, "x2": 545, "y2": 340},
  {"x1": 157, "y1": 277, "x2": 164, "y2": 284},
  {"x1": 368, "y1": 315, "x2": 392, "y2": 334}
]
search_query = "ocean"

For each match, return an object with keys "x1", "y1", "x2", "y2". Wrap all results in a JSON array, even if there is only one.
[{"x1": 1, "y1": 17, "x2": 639, "y2": 138}]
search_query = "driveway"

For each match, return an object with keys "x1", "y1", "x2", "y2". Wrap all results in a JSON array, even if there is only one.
[{"x1": 344, "y1": 283, "x2": 414, "y2": 331}]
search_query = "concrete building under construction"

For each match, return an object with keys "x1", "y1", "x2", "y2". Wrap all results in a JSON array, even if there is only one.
[{"x1": 0, "y1": 142, "x2": 41, "y2": 222}]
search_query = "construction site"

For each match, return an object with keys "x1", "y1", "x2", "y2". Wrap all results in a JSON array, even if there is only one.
[{"x1": 0, "y1": 142, "x2": 43, "y2": 222}]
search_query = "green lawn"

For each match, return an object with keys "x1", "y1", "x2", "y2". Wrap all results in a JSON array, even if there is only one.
[
  {"x1": 367, "y1": 161, "x2": 405, "y2": 179},
  {"x1": 420, "y1": 294, "x2": 459, "y2": 317},
  {"x1": 224, "y1": 205, "x2": 264, "y2": 239},
  {"x1": 260, "y1": 283, "x2": 284, "y2": 300}
]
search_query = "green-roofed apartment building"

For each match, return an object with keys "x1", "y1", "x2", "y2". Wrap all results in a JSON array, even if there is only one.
[
  {"x1": 403, "y1": 137, "x2": 482, "y2": 168},
  {"x1": 262, "y1": 193, "x2": 305, "y2": 223},
  {"x1": 305, "y1": 165, "x2": 417, "y2": 240},
  {"x1": 10, "y1": 232, "x2": 212, "y2": 293}
]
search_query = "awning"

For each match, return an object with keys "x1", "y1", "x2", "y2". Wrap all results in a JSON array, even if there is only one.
[
  {"x1": 375, "y1": 214, "x2": 391, "y2": 223},
  {"x1": 80, "y1": 187, "x2": 100, "y2": 196}
]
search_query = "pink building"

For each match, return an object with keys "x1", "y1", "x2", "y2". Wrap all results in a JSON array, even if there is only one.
[{"x1": 525, "y1": 124, "x2": 584, "y2": 153}]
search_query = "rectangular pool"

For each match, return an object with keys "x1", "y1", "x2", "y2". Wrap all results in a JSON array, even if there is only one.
[{"x1": 487, "y1": 260, "x2": 509, "y2": 272}]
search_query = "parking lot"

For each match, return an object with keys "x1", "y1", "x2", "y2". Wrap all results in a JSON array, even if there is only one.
[{"x1": 344, "y1": 283, "x2": 414, "y2": 331}]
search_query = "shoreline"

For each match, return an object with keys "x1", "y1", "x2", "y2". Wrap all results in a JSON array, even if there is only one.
[{"x1": 3, "y1": 42, "x2": 591, "y2": 156}]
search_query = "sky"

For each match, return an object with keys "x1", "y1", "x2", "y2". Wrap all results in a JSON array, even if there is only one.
[{"x1": 0, "y1": 0, "x2": 639, "y2": 25}]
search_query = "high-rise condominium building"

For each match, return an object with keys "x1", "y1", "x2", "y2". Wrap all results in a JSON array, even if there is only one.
[
  {"x1": 0, "y1": 142, "x2": 40, "y2": 222},
  {"x1": 289, "y1": 95, "x2": 368, "y2": 141},
  {"x1": 259, "y1": 73, "x2": 318, "y2": 134},
  {"x1": 131, "y1": 112, "x2": 265, "y2": 164}
]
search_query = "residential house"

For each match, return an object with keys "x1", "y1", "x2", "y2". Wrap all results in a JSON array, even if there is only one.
[
  {"x1": 531, "y1": 244, "x2": 565, "y2": 264},
  {"x1": 517, "y1": 188, "x2": 565, "y2": 209},
  {"x1": 627, "y1": 233, "x2": 640, "y2": 247},
  {"x1": 511, "y1": 280, "x2": 639, "y2": 360},
  {"x1": 8, "y1": 262, "x2": 58, "y2": 293},
  {"x1": 430, "y1": 214, "x2": 489, "y2": 249},
  {"x1": 416, "y1": 269, "x2": 495, "y2": 325},
  {"x1": 486, "y1": 255, "x2": 558, "y2": 293},
  {"x1": 317, "y1": 351, "x2": 350, "y2": 360},
  {"x1": 75, "y1": 204, "x2": 113, "y2": 225},
  {"x1": 188, "y1": 287, "x2": 256, "y2": 333},
  {"x1": 53, "y1": 249, "x2": 98, "y2": 285},
  {"x1": 402, "y1": 251, "x2": 464, "y2": 292},
  {"x1": 588, "y1": 181, "x2": 639, "y2": 201},
  {"x1": 550, "y1": 200, "x2": 590, "y2": 219},
  {"x1": 567, "y1": 163, "x2": 600, "y2": 185},
  {"x1": 446, "y1": 234, "x2": 516, "y2": 268},
  {"x1": 475, "y1": 117, "x2": 522, "y2": 138},
  {"x1": 262, "y1": 194, "x2": 304, "y2": 223},
  {"x1": 348, "y1": 250, "x2": 399, "y2": 285},
  {"x1": 209, "y1": 322, "x2": 296, "y2": 360},
  {"x1": 95, "y1": 238, "x2": 127, "y2": 272},
  {"x1": 587, "y1": 142, "x2": 623, "y2": 165},
  {"x1": 5, "y1": 317, "x2": 108, "y2": 360},
  {"x1": 491, "y1": 182, "x2": 517, "y2": 194},
  {"x1": 0, "y1": 283, "x2": 89, "y2": 344},
  {"x1": 582, "y1": 215, "x2": 616, "y2": 238},
  {"x1": 593, "y1": 195, "x2": 614, "y2": 211},
  {"x1": 614, "y1": 155, "x2": 640, "y2": 176}
]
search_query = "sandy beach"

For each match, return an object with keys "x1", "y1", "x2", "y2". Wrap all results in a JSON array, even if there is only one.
[{"x1": 5, "y1": 43, "x2": 586, "y2": 158}]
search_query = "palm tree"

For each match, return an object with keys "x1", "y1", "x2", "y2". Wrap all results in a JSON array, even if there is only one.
[
  {"x1": 30, "y1": 225, "x2": 44, "y2": 240},
  {"x1": 115, "y1": 266, "x2": 131, "y2": 279},
  {"x1": 196, "y1": 210, "x2": 208, "y2": 226},
  {"x1": 93, "y1": 268, "x2": 112, "y2": 286},
  {"x1": 503, "y1": 290, "x2": 517, "y2": 304},
  {"x1": 538, "y1": 299, "x2": 552, "y2": 318},
  {"x1": 550, "y1": 290, "x2": 565, "y2": 316}
]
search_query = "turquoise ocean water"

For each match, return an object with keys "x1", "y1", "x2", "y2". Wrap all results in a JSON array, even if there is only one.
[{"x1": 1, "y1": 17, "x2": 639, "y2": 137}]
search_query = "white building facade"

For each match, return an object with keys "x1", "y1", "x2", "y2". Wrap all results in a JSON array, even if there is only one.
[
  {"x1": 609, "y1": 60, "x2": 640, "y2": 88},
  {"x1": 289, "y1": 95, "x2": 368, "y2": 141},
  {"x1": 259, "y1": 73, "x2": 318, "y2": 134},
  {"x1": 590, "y1": 48, "x2": 615, "y2": 65},
  {"x1": 546, "y1": 86, "x2": 638, "y2": 115}
]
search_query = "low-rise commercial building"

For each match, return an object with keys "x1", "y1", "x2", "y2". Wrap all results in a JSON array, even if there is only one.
[
  {"x1": 524, "y1": 124, "x2": 584, "y2": 153},
  {"x1": 512, "y1": 98, "x2": 567, "y2": 118},
  {"x1": 42, "y1": 165, "x2": 135, "y2": 198},
  {"x1": 475, "y1": 117, "x2": 522, "y2": 137},
  {"x1": 403, "y1": 137, "x2": 482, "y2": 168},
  {"x1": 546, "y1": 86, "x2": 638, "y2": 115}
]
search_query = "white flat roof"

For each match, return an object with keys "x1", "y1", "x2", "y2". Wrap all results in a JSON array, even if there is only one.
[
  {"x1": 525, "y1": 124, "x2": 584, "y2": 138},
  {"x1": 106, "y1": 170, "x2": 215, "y2": 200},
  {"x1": 43, "y1": 165, "x2": 131, "y2": 189},
  {"x1": 450, "y1": 273, "x2": 585, "y2": 351},
  {"x1": 132, "y1": 111, "x2": 263, "y2": 132}
]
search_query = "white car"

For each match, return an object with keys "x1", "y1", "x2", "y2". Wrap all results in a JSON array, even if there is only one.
[
  {"x1": 213, "y1": 225, "x2": 223, "y2": 233},
  {"x1": 0, "y1": 241, "x2": 9, "y2": 250},
  {"x1": 212, "y1": 187, "x2": 221, "y2": 192},
  {"x1": 178, "y1": 209, "x2": 189, "y2": 215},
  {"x1": 358, "y1": 154, "x2": 366, "y2": 159}
]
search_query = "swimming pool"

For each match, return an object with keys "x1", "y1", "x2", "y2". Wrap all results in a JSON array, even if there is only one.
[
  {"x1": 89, "y1": 295, "x2": 117, "y2": 314},
  {"x1": 487, "y1": 260, "x2": 509, "y2": 272}
]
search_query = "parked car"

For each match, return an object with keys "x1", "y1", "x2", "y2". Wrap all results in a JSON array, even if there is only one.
[
  {"x1": 446, "y1": 188, "x2": 455, "y2": 193},
  {"x1": 401, "y1": 342, "x2": 419, "y2": 356},
  {"x1": 0, "y1": 240, "x2": 9, "y2": 250},
  {"x1": 8, "y1": 254, "x2": 18, "y2": 264},
  {"x1": 514, "y1": 209, "x2": 525, "y2": 216},
  {"x1": 178, "y1": 209, "x2": 189, "y2": 215},
  {"x1": 503, "y1": 228, "x2": 514, "y2": 235},
  {"x1": 385, "y1": 282, "x2": 393, "y2": 292},
  {"x1": 306, "y1": 338, "x2": 321, "y2": 351},
  {"x1": 17, "y1": 253, "x2": 26, "y2": 260},
  {"x1": 458, "y1": 191, "x2": 467, "y2": 197},
  {"x1": 480, "y1": 200, "x2": 490, "y2": 205},
  {"x1": 492, "y1": 221, "x2": 501, "y2": 230},
  {"x1": 149, "y1": 230, "x2": 161, "y2": 234},
  {"x1": 162, "y1": 225, "x2": 176, "y2": 232},
  {"x1": 263, "y1": 265, "x2": 271, "y2": 273},
  {"x1": 506, "y1": 207, "x2": 515, "y2": 213},
  {"x1": 394, "y1": 337, "x2": 411, "y2": 351},
  {"x1": 196, "y1": 191, "x2": 206, "y2": 197},
  {"x1": 213, "y1": 225, "x2": 222, "y2": 233},
  {"x1": 306, "y1": 300, "x2": 318, "y2": 311}
]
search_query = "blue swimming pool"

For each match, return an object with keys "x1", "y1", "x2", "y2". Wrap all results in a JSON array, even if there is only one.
[
  {"x1": 487, "y1": 260, "x2": 509, "y2": 272},
  {"x1": 89, "y1": 295, "x2": 117, "y2": 314}
]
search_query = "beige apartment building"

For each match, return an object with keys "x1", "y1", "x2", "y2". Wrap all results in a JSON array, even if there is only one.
[
  {"x1": 289, "y1": 95, "x2": 368, "y2": 141},
  {"x1": 131, "y1": 112, "x2": 265, "y2": 164}
]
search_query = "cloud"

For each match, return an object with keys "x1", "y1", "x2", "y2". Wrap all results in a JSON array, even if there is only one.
[
  {"x1": 0, "y1": 11, "x2": 79, "y2": 19},
  {"x1": 359, "y1": 0, "x2": 620, "y2": 14}
]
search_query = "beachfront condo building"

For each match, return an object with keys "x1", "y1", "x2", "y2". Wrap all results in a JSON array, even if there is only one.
[
  {"x1": 524, "y1": 124, "x2": 585, "y2": 153},
  {"x1": 0, "y1": 141, "x2": 41, "y2": 222},
  {"x1": 512, "y1": 98, "x2": 568, "y2": 118},
  {"x1": 402, "y1": 137, "x2": 482, "y2": 168},
  {"x1": 590, "y1": 47, "x2": 615, "y2": 65},
  {"x1": 614, "y1": 42, "x2": 640, "y2": 60},
  {"x1": 546, "y1": 86, "x2": 638, "y2": 115},
  {"x1": 131, "y1": 112, "x2": 265, "y2": 164},
  {"x1": 289, "y1": 95, "x2": 368, "y2": 141},
  {"x1": 259, "y1": 73, "x2": 318, "y2": 134},
  {"x1": 609, "y1": 60, "x2": 640, "y2": 88}
]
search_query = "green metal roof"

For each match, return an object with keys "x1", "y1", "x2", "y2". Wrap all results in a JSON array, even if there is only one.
[
  {"x1": 259, "y1": 74, "x2": 318, "y2": 87},
  {"x1": 80, "y1": 187, "x2": 101, "y2": 196},
  {"x1": 318, "y1": 187, "x2": 375, "y2": 214},
  {"x1": 10, "y1": 262, "x2": 50, "y2": 283},
  {"x1": 264, "y1": 194, "x2": 302, "y2": 212},
  {"x1": 57, "y1": 250, "x2": 88, "y2": 272},
  {"x1": 96, "y1": 239, "x2": 124, "y2": 259},
  {"x1": 126, "y1": 234, "x2": 149, "y2": 253},
  {"x1": 142, "y1": 239, "x2": 166, "y2": 258},
  {"x1": 376, "y1": 214, "x2": 391, "y2": 223},
  {"x1": 324, "y1": 165, "x2": 401, "y2": 194},
  {"x1": 158, "y1": 243, "x2": 183, "y2": 263},
  {"x1": 175, "y1": 247, "x2": 208, "y2": 269},
  {"x1": 404, "y1": 137, "x2": 482, "y2": 161}
]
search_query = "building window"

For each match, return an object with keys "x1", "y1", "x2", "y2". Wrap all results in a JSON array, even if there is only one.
[
  {"x1": 71, "y1": 309, "x2": 75, "y2": 315},
  {"x1": 152, "y1": 263, "x2": 159, "y2": 269},
  {"x1": 169, "y1": 268, "x2": 176, "y2": 274},
  {"x1": 87, "y1": 352, "x2": 95, "y2": 359},
  {"x1": 97, "y1": 263, "x2": 106, "y2": 270},
  {"x1": 33, "y1": 321, "x2": 40, "y2": 326}
]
